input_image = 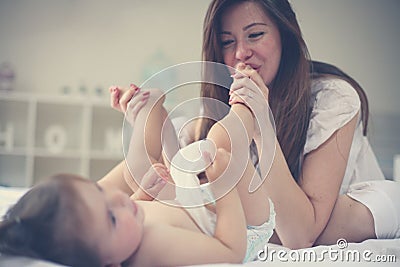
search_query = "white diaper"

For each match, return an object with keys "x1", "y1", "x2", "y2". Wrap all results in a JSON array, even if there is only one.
[
  {"x1": 169, "y1": 139, "x2": 217, "y2": 235},
  {"x1": 170, "y1": 140, "x2": 275, "y2": 262},
  {"x1": 244, "y1": 198, "x2": 275, "y2": 262},
  {"x1": 347, "y1": 180, "x2": 400, "y2": 239}
]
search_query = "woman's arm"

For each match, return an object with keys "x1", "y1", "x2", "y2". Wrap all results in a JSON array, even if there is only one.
[
  {"x1": 231, "y1": 65, "x2": 359, "y2": 248},
  {"x1": 98, "y1": 86, "x2": 173, "y2": 196},
  {"x1": 97, "y1": 85, "x2": 146, "y2": 193},
  {"x1": 266, "y1": 114, "x2": 358, "y2": 248},
  {"x1": 123, "y1": 89, "x2": 167, "y2": 190}
]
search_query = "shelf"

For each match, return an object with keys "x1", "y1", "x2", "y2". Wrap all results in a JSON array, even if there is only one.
[
  {"x1": 90, "y1": 150, "x2": 123, "y2": 160},
  {"x1": 33, "y1": 157, "x2": 81, "y2": 184},
  {"x1": 0, "y1": 147, "x2": 28, "y2": 156},
  {"x1": 35, "y1": 103, "x2": 85, "y2": 151},
  {"x1": 90, "y1": 106, "x2": 124, "y2": 153},
  {"x1": 0, "y1": 98, "x2": 31, "y2": 148},
  {"x1": 0, "y1": 91, "x2": 110, "y2": 106},
  {"x1": 0, "y1": 155, "x2": 27, "y2": 187},
  {"x1": 0, "y1": 92, "x2": 125, "y2": 186},
  {"x1": 33, "y1": 148, "x2": 84, "y2": 158}
]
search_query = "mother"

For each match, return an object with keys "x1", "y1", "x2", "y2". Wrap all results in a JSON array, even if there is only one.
[{"x1": 100, "y1": 0, "x2": 400, "y2": 249}]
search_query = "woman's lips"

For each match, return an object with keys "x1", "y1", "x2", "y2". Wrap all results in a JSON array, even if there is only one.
[{"x1": 249, "y1": 65, "x2": 260, "y2": 71}]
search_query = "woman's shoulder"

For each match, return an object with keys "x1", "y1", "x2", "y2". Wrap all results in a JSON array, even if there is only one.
[
  {"x1": 304, "y1": 76, "x2": 362, "y2": 155},
  {"x1": 311, "y1": 76, "x2": 360, "y2": 101},
  {"x1": 310, "y1": 76, "x2": 361, "y2": 111}
]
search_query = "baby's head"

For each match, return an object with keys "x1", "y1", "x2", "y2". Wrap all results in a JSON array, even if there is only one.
[{"x1": 0, "y1": 174, "x2": 144, "y2": 267}]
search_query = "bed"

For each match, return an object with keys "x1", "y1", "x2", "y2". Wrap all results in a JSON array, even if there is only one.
[{"x1": 1, "y1": 186, "x2": 399, "y2": 267}]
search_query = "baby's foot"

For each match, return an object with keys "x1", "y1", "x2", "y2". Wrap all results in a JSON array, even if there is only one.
[{"x1": 205, "y1": 148, "x2": 231, "y2": 182}]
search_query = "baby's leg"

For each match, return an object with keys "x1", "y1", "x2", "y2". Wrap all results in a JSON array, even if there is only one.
[
  {"x1": 207, "y1": 104, "x2": 270, "y2": 226},
  {"x1": 124, "y1": 89, "x2": 177, "y2": 191}
]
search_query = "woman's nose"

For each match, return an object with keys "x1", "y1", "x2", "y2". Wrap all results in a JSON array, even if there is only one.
[{"x1": 235, "y1": 40, "x2": 252, "y2": 62}]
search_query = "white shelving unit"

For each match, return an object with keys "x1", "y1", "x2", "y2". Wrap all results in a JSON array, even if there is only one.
[{"x1": 0, "y1": 92, "x2": 124, "y2": 187}]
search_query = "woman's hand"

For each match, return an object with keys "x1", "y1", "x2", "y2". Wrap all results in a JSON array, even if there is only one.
[
  {"x1": 132, "y1": 163, "x2": 170, "y2": 201},
  {"x1": 229, "y1": 63, "x2": 270, "y2": 138},
  {"x1": 109, "y1": 83, "x2": 150, "y2": 125}
]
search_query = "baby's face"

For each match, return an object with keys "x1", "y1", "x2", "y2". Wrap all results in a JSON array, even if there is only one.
[{"x1": 76, "y1": 180, "x2": 145, "y2": 265}]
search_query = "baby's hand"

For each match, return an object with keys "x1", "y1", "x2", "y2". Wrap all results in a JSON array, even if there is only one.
[
  {"x1": 133, "y1": 163, "x2": 170, "y2": 201},
  {"x1": 205, "y1": 148, "x2": 231, "y2": 182}
]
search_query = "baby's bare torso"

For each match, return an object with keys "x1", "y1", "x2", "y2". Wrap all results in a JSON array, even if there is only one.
[
  {"x1": 125, "y1": 200, "x2": 205, "y2": 266},
  {"x1": 138, "y1": 200, "x2": 201, "y2": 231}
]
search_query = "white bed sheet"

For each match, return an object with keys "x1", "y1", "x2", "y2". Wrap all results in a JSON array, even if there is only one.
[{"x1": 1, "y1": 186, "x2": 399, "y2": 267}]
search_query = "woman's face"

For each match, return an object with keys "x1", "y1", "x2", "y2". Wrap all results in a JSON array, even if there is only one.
[
  {"x1": 220, "y1": 1, "x2": 282, "y2": 86},
  {"x1": 77, "y1": 181, "x2": 145, "y2": 265}
]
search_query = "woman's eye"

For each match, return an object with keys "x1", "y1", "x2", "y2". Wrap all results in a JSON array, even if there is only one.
[
  {"x1": 248, "y1": 32, "x2": 265, "y2": 39},
  {"x1": 221, "y1": 39, "x2": 234, "y2": 48}
]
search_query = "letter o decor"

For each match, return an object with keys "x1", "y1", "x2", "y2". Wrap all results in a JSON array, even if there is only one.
[{"x1": 44, "y1": 125, "x2": 67, "y2": 154}]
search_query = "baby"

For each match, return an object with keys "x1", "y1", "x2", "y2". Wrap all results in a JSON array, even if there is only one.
[{"x1": 103, "y1": 84, "x2": 276, "y2": 262}]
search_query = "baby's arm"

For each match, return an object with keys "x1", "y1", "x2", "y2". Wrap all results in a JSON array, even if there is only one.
[{"x1": 130, "y1": 163, "x2": 170, "y2": 201}]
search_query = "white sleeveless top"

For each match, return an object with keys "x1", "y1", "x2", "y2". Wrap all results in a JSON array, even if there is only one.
[{"x1": 303, "y1": 77, "x2": 385, "y2": 194}]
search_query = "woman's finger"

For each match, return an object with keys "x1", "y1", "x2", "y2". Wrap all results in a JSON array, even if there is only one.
[
  {"x1": 130, "y1": 97, "x2": 148, "y2": 116},
  {"x1": 229, "y1": 93, "x2": 249, "y2": 107},
  {"x1": 229, "y1": 87, "x2": 254, "y2": 103},
  {"x1": 230, "y1": 77, "x2": 256, "y2": 93},
  {"x1": 127, "y1": 91, "x2": 149, "y2": 111},
  {"x1": 230, "y1": 75, "x2": 268, "y2": 104},
  {"x1": 129, "y1": 83, "x2": 139, "y2": 91},
  {"x1": 119, "y1": 88, "x2": 137, "y2": 113},
  {"x1": 126, "y1": 91, "x2": 150, "y2": 124},
  {"x1": 234, "y1": 66, "x2": 269, "y2": 101},
  {"x1": 129, "y1": 95, "x2": 149, "y2": 121},
  {"x1": 109, "y1": 86, "x2": 121, "y2": 111}
]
